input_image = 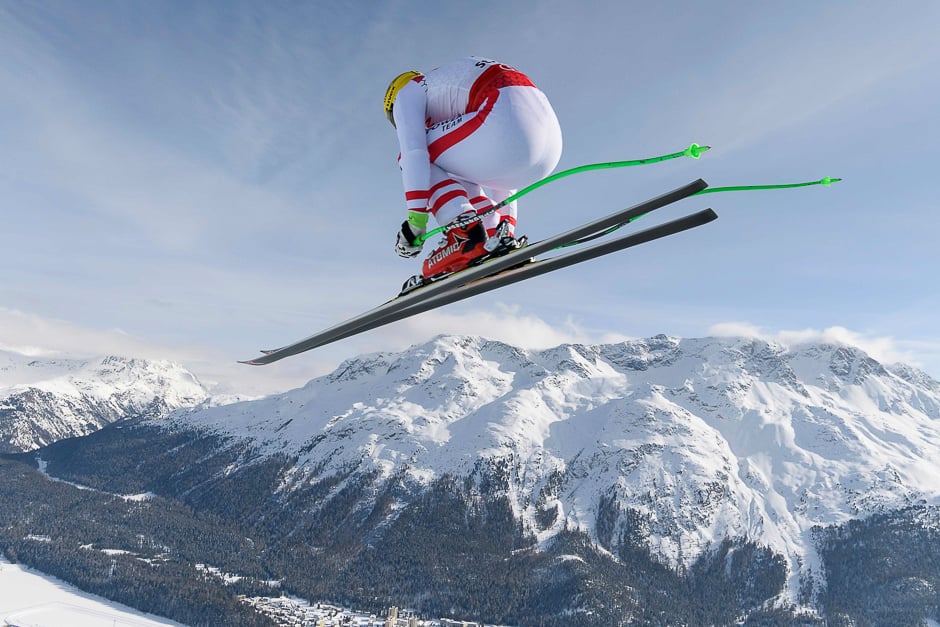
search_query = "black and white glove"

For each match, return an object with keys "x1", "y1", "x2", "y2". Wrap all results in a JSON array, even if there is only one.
[{"x1": 395, "y1": 220, "x2": 424, "y2": 258}]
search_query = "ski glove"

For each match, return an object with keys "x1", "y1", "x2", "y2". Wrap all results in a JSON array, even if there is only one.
[{"x1": 395, "y1": 220, "x2": 424, "y2": 258}]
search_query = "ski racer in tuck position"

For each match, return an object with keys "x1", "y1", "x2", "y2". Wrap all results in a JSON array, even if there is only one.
[{"x1": 385, "y1": 56, "x2": 563, "y2": 288}]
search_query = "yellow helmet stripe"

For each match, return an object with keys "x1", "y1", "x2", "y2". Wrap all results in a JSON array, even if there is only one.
[{"x1": 384, "y1": 70, "x2": 422, "y2": 125}]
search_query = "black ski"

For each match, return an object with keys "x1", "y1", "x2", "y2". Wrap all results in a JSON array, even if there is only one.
[
  {"x1": 272, "y1": 208, "x2": 717, "y2": 357},
  {"x1": 241, "y1": 179, "x2": 709, "y2": 365}
]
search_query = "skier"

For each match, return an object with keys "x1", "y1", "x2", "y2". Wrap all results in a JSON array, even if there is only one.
[{"x1": 386, "y1": 56, "x2": 563, "y2": 281}]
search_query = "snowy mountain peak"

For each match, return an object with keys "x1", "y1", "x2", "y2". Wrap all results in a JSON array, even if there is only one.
[
  {"x1": 0, "y1": 350, "x2": 208, "y2": 452},
  {"x1": 158, "y1": 334, "x2": 940, "y2": 604}
]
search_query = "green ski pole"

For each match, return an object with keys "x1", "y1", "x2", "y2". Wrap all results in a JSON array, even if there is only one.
[
  {"x1": 556, "y1": 176, "x2": 843, "y2": 248},
  {"x1": 415, "y1": 143, "x2": 709, "y2": 244}
]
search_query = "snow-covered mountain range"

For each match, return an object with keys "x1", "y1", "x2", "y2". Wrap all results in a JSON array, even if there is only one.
[
  {"x1": 148, "y1": 334, "x2": 940, "y2": 604},
  {"x1": 0, "y1": 350, "x2": 207, "y2": 453}
]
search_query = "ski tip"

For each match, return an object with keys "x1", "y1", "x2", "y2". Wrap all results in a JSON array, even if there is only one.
[
  {"x1": 261, "y1": 349, "x2": 277, "y2": 355},
  {"x1": 238, "y1": 358, "x2": 267, "y2": 366}
]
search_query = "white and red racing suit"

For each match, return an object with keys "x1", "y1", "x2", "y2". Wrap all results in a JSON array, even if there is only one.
[{"x1": 392, "y1": 57, "x2": 563, "y2": 236}]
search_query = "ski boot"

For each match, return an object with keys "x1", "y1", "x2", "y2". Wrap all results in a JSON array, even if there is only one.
[
  {"x1": 399, "y1": 217, "x2": 488, "y2": 295},
  {"x1": 423, "y1": 219, "x2": 488, "y2": 277},
  {"x1": 398, "y1": 217, "x2": 529, "y2": 296}
]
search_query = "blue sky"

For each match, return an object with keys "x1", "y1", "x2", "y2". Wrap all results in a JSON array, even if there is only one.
[{"x1": 1, "y1": 1, "x2": 938, "y2": 394}]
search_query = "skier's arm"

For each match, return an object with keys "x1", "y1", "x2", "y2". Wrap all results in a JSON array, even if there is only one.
[{"x1": 393, "y1": 80, "x2": 431, "y2": 234}]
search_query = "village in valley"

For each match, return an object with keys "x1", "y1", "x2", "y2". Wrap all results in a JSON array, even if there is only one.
[{"x1": 243, "y1": 597, "x2": 495, "y2": 627}]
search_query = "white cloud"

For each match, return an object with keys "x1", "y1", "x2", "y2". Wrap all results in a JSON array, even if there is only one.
[
  {"x1": 0, "y1": 308, "x2": 312, "y2": 397},
  {"x1": 5, "y1": 307, "x2": 938, "y2": 401},
  {"x1": 343, "y1": 302, "x2": 633, "y2": 355},
  {"x1": 0, "y1": 308, "x2": 159, "y2": 360},
  {"x1": 0, "y1": 305, "x2": 633, "y2": 397},
  {"x1": 707, "y1": 321, "x2": 933, "y2": 371}
]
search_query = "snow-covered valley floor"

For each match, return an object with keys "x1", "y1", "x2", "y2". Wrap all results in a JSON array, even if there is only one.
[{"x1": 0, "y1": 557, "x2": 181, "y2": 627}]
